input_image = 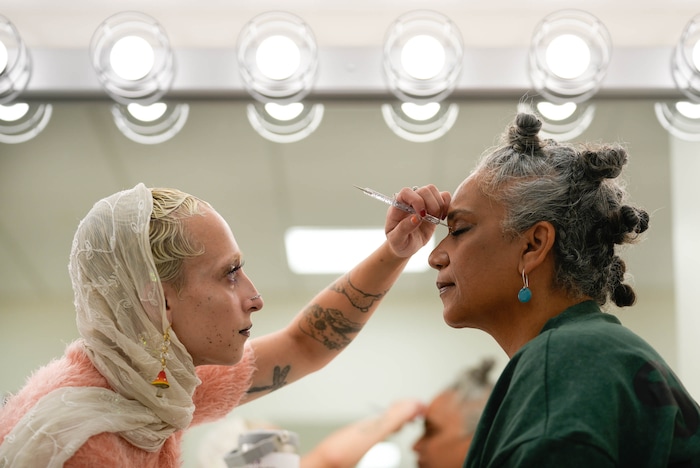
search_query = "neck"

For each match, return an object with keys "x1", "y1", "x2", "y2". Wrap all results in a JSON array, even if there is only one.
[{"x1": 489, "y1": 294, "x2": 588, "y2": 358}]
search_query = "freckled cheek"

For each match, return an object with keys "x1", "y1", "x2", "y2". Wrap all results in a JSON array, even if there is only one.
[{"x1": 206, "y1": 296, "x2": 239, "y2": 347}]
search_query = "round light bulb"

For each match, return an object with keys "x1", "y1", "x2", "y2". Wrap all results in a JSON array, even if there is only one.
[
  {"x1": 546, "y1": 34, "x2": 591, "y2": 79},
  {"x1": 127, "y1": 102, "x2": 167, "y2": 122},
  {"x1": 110, "y1": 35, "x2": 155, "y2": 81},
  {"x1": 536, "y1": 101, "x2": 577, "y2": 121},
  {"x1": 256, "y1": 35, "x2": 301, "y2": 80},
  {"x1": 0, "y1": 40, "x2": 7, "y2": 74},
  {"x1": 264, "y1": 102, "x2": 304, "y2": 121},
  {"x1": 401, "y1": 35, "x2": 445, "y2": 80},
  {"x1": 401, "y1": 101, "x2": 440, "y2": 121},
  {"x1": 0, "y1": 102, "x2": 29, "y2": 121},
  {"x1": 676, "y1": 101, "x2": 700, "y2": 119}
]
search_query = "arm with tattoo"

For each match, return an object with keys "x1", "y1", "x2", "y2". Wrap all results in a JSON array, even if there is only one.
[
  {"x1": 247, "y1": 275, "x2": 386, "y2": 396},
  {"x1": 242, "y1": 239, "x2": 420, "y2": 403},
  {"x1": 298, "y1": 304, "x2": 363, "y2": 350},
  {"x1": 298, "y1": 274, "x2": 385, "y2": 350},
  {"x1": 248, "y1": 365, "x2": 291, "y2": 394},
  {"x1": 329, "y1": 274, "x2": 385, "y2": 313}
]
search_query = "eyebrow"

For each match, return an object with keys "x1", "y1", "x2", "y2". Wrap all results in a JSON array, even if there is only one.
[
  {"x1": 447, "y1": 208, "x2": 475, "y2": 222},
  {"x1": 220, "y1": 255, "x2": 243, "y2": 273}
]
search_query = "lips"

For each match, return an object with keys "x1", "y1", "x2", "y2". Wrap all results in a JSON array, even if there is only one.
[
  {"x1": 436, "y1": 281, "x2": 454, "y2": 295},
  {"x1": 239, "y1": 325, "x2": 252, "y2": 337}
]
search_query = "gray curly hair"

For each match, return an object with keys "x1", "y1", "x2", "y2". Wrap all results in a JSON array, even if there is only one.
[{"x1": 474, "y1": 113, "x2": 649, "y2": 307}]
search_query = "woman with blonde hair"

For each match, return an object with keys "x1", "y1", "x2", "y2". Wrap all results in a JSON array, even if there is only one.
[{"x1": 0, "y1": 182, "x2": 448, "y2": 467}]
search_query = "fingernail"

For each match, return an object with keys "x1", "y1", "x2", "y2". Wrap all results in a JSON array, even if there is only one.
[
  {"x1": 420, "y1": 210, "x2": 427, "y2": 217},
  {"x1": 411, "y1": 215, "x2": 420, "y2": 225}
]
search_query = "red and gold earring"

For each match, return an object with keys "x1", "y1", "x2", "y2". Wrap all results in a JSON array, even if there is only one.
[{"x1": 151, "y1": 327, "x2": 171, "y2": 397}]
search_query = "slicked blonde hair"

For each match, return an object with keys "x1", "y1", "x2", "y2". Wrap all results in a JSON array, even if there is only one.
[{"x1": 149, "y1": 187, "x2": 209, "y2": 292}]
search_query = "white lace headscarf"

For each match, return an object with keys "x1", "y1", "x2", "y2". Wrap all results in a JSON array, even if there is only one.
[{"x1": 0, "y1": 183, "x2": 199, "y2": 467}]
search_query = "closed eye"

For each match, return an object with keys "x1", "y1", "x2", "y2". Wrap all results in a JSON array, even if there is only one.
[{"x1": 449, "y1": 226, "x2": 472, "y2": 237}]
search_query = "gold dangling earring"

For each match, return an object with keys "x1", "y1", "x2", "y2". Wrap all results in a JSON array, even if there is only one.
[{"x1": 151, "y1": 327, "x2": 171, "y2": 397}]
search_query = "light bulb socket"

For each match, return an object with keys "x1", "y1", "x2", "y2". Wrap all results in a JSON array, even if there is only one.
[
  {"x1": 655, "y1": 101, "x2": 700, "y2": 141},
  {"x1": 0, "y1": 15, "x2": 32, "y2": 105},
  {"x1": 237, "y1": 11, "x2": 319, "y2": 103},
  {"x1": 90, "y1": 11, "x2": 175, "y2": 105},
  {"x1": 383, "y1": 10, "x2": 464, "y2": 103},
  {"x1": 0, "y1": 102, "x2": 52, "y2": 144},
  {"x1": 528, "y1": 9, "x2": 612, "y2": 103},
  {"x1": 111, "y1": 101, "x2": 189, "y2": 144},
  {"x1": 381, "y1": 100, "x2": 459, "y2": 142},
  {"x1": 246, "y1": 101, "x2": 324, "y2": 143},
  {"x1": 671, "y1": 14, "x2": 700, "y2": 103}
]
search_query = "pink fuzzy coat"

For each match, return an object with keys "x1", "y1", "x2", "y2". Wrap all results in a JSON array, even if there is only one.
[{"x1": 0, "y1": 340, "x2": 256, "y2": 467}]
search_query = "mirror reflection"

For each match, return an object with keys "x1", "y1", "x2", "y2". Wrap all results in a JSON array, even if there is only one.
[{"x1": 0, "y1": 98, "x2": 691, "y2": 467}]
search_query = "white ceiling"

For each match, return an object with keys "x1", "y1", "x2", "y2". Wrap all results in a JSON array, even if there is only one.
[
  {"x1": 3, "y1": 0, "x2": 699, "y2": 49},
  {"x1": 0, "y1": 0, "x2": 691, "y2": 307}
]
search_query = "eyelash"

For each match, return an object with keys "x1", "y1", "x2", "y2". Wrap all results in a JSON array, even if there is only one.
[
  {"x1": 449, "y1": 226, "x2": 471, "y2": 237},
  {"x1": 227, "y1": 261, "x2": 245, "y2": 281}
]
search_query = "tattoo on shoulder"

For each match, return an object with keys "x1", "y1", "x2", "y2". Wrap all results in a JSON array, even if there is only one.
[
  {"x1": 331, "y1": 274, "x2": 385, "y2": 313},
  {"x1": 247, "y1": 365, "x2": 291, "y2": 394},
  {"x1": 299, "y1": 304, "x2": 363, "y2": 350}
]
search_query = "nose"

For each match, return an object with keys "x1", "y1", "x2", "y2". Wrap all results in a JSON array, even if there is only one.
[
  {"x1": 241, "y1": 272, "x2": 263, "y2": 312},
  {"x1": 412, "y1": 435, "x2": 425, "y2": 455},
  {"x1": 248, "y1": 293, "x2": 263, "y2": 312},
  {"x1": 428, "y1": 241, "x2": 448, "y2": 271}
]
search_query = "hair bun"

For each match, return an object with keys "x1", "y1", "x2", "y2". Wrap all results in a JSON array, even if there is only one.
[
  {"x1": 613, "y1": 282, "x2": 636, "y2": 307},
  {"x1": 582, "y1": 146, "x2": 627, "y2": 181},
  {"x1": 636, "y1": 209, "x2": 650, "y2": 234},
  {"x1": 508, "y1": 113, "x2": 543, "y2": 153},
  {"x1": 604, "y1": 205, "x2": 650, "y2": 244},
  {"x1": 608, "y1": 256, "x2": 636, "y2": 307}
]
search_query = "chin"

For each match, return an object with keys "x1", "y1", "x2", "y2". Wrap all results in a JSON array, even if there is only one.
[
  {"x1": 444, "y1": 319, "x2": 472, "y2": 330},
  {"x1": 445, "y1": 321, "x2": 468, "y2": 329},
  {"x1": 443, "y1": 310, "x2": 465, "y2": 329},
  {"x1": 194, "y1": 352, "x2": 243, "y2": 367},
  {"x1": 219, "y1": 354, "x2": 243, "y2": 367},
  {"x1": 228, "y1": 350, "x2": 246, "y2": 365}
]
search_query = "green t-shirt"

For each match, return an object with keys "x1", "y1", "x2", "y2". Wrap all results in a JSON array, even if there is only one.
[{"x1": 465, "y1": 300, "x2": 700, "y2": 467}]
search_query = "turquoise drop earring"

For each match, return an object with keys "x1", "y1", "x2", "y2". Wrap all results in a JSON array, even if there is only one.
[{"x1": 518, "y1": 270, "x2": 532, "y2": 303}]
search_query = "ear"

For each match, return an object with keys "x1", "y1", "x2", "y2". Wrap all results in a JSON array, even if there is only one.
[{"x1": 519, "y1": 221, "x2": 556, "y2": 275}]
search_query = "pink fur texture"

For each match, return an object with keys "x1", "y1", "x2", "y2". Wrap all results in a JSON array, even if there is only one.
[{"x1": 0, "y1": 340, "x2": 256, "y2": 466}]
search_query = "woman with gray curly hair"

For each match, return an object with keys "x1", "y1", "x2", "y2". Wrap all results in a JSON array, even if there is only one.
[{"x1": 425, "y1": 113, "x2": 700, "y2": 466}]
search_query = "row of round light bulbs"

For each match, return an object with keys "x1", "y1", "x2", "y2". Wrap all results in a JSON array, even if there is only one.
[{"x1": 1, "y1": 10, "x2": 700, "y2": 143}]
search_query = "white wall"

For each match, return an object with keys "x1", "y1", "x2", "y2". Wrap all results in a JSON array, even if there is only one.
[
  {"x1": 671, "y1": 138, "x2": 700, "y2": 399},
  {"x1": 0, "y1": 285, "x2": 679, "y2": 467}
]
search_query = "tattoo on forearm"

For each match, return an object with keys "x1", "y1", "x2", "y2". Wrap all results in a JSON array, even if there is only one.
[
  {"x1": 331, "y1": 274, "x2": 385, "y2": 313},
  {"x1": 247, "y1": 365, "x2": 291, "y2": 394},
  {"x1": 299, "y1": 304, "x2": 363, "y2": 350}
]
